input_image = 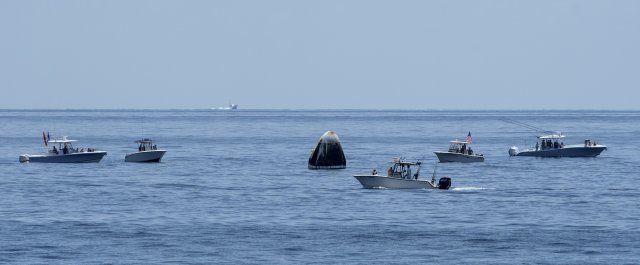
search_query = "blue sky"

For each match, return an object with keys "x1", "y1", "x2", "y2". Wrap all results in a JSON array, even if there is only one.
[{"x1": 1, "y1": 0, "x2": 638, "y2": 109}]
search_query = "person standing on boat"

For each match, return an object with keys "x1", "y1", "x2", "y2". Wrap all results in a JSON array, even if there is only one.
[
  {"x1": 535, "y1": 141, "x2": 539, "y2": 151},
  {"x1": 406, "y1": 165, "x2": 412, "y2": 179},
  {"x1": 387, "y1": 167, "x2": 393, "y2": 177}
]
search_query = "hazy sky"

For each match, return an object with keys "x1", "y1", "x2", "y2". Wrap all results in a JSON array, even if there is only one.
[{"x1": 1, "y1": 1, "x2": 639, "y2": 109}]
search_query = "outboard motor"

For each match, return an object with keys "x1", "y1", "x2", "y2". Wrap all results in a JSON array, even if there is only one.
[
  {"x1": 438, "y1": 177, "x2": 451, "y2": 190},
  {"x1": 508, "y1": 146, "x2": 519, "y2": 156},
  {"x1": 19, "y1": 155, "x2": 29, "y2": 163}
]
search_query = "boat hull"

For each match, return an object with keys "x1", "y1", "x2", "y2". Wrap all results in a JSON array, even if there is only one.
[
  {"x1": 434, "y1": 152, "x2": 484, "y2": 163},
  {"x1": 513, "y1": 145, "x2": 606, "y2": 157},
  {"x1": 353, "y1": 175, "x2": 438, "y2": 189},
  {"x1": 21, "y1": 151, "x2": 107, "y2": 163},
  {"x1": 125, "y1": 150, "x2": 166, "y2": 162}
]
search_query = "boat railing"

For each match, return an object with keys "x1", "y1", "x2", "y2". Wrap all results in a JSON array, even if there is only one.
[{"x1": 49, "y1": 147, "x2": 97, "y2": 155}]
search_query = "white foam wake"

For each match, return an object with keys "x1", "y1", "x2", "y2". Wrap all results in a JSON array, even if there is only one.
[{"x1": 452, "y1": 186, "x2": 490, "y2": 191}]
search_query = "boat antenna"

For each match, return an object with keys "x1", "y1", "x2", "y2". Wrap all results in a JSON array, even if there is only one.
[
  {"x1": 415, "y1": 158, "x2": 424, "y2": 178},
  {"x1": 431, "y1": 162, "x2": 439, "y2": 184},
  {"x1": 500, "y1": 118, "x2": 557, "y2": 137}
]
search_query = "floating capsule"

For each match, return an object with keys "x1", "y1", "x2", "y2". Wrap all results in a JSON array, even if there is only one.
[{"x1": 308, "y1": 131, "x2": 346, "y2": 169}]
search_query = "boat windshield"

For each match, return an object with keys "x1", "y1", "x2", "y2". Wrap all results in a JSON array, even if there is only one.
[
  {"x1": 49, "y1": 142, "x2": 77, "y2": 155},
  {"x1": 387, "y1": 160, "x2": 420, "y2": 179},
  {"x1": 136, "y1": 140, "x2": 158, "y2": 151},
  {"x1": 537, "y1": 138, "x2": 564, "y2": 150},
  {"x1": 448, "y1": 142, "x2": 473, "y2": 155}
]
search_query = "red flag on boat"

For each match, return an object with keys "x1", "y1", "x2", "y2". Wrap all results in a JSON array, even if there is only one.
[
  {"x1": 43, "y1": 131, "x2": 48, "y2": 146},
  {"x1": 466, "y1": 131, "x2": 472, "y2": 144}
]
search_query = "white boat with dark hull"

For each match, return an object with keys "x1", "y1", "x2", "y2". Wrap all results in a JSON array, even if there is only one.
[
  {"x1": 509, "y1": 134, "x2": 606, "y2": 157},
  {"x1": 353, "y1": 158, "x2": 451, "y2": 189},
  {"x1": 19, "y1": 136, "x2": 107, "y2": 163},
  {"x1": 434, "y1": 140, "x2": 484, "y2": 163},
  {"x1": 503, "y1": 119, "x2": 607, "y2": 158},
  {"x1": 125, "y1": 139, "x2": 166, "y2": 162}
]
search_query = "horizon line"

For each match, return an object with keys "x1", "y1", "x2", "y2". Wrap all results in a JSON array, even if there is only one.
[{"x1": 1, "y1": 108, "x2": 640, "y2": 112}]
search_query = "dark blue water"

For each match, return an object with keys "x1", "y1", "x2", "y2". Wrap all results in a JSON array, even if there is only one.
[{"x1": 1, "y1": 110, "x2": 638, "y2": 264}]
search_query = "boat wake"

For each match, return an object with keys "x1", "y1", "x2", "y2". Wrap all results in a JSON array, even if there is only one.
[{"x1": 452, "y1": 186, "x2": 490, "y2": 191}]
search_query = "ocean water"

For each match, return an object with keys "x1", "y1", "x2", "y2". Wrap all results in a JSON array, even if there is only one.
[{"x1": 0, "y1": 110, "x2": 638, "y2": 264}]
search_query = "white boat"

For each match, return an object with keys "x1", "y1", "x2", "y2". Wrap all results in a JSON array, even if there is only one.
[
  {"x1": 509, "y1": 134, "x2": 607, "y2": 157},
  {"x1": 434, "y1": 140, "x2": 484, "y2": 163},
  {"x1": 503, "y1": 119, "x2": 606, "y2": 157},
  {"x1": 125, "y1": 139, "x2": 166, "y2": 162},
  {"x1": 19, "y1": 136, "x2": 107, "y2": 163},
  {"x1": 213, "y1": 104, "x2": 238, "y2": 110},
  {"x1": 353, "y1": 158, "x2": 451, "y2": 189}
]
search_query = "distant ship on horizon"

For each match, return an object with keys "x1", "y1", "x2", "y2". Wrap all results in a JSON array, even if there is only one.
[{"x1": 213, "y1": 104, "x2": 238, "y2": 110}]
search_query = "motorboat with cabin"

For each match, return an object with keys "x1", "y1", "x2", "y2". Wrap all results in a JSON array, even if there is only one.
[
  {"x1": 19, "y1": 136, "x2": 107, "y2": 163},
  {"x1": 214, "y1": 104, "x2": 238, "y2": 110},
  {"x1": 353, "y1": 158, "x2": 451, "y2": 189},
  {"x1": 504, "y1": 119, "x2": 607, "y2": 157},
  {"x1": 125, "y1": 139, "x2": 166, "y2": 162},
  {"x1": 434, "y1": 140, "x2": 484, "y2": 163},
  {"x1": 509, "y1": 133, "x2": 607, "y2": 157}
]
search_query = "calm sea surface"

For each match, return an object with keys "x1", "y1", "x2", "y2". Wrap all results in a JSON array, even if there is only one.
[{"x1": 0, "y1": 110, "x2": 638, "y2": 264}]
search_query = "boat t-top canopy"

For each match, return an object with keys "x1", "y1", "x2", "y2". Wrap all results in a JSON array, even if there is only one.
[
  {"x1": 135, "y1": 139, "x2": 154, "y2": 143},
  {"x1": 449, "y1": 140, "x2": 469, "y2": 145},
  {"x1": 538, "y1": 134, "x2": 566, "y2": 139},
  {"x1": 390, "y1": 157, "x2": 420, "y2": 165},
  {"x1": 48, "y1": 136, "x2": 77, "y2": 144}
]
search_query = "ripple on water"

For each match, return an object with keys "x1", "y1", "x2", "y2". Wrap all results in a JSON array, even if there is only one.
[{"x1": 1, "y1": 110, "x2": 639, "y2": 264}]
